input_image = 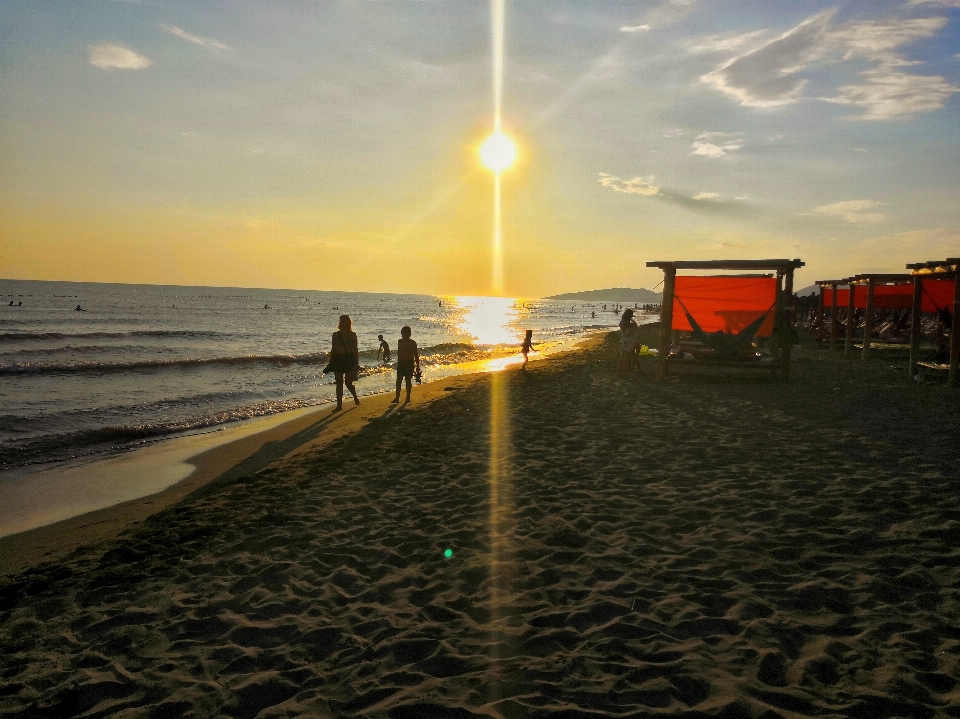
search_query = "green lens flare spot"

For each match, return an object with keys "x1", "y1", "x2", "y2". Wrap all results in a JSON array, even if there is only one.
[{"x1": 444, "y1": 548, "x2": 453, "y2": 559}]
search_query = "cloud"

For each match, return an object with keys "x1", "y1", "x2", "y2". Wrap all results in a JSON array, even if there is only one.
[
  {"x1": 832, "y1": 17, "x2": 947, "y2": 61},
  {"x1": 662, "y1": 128, "x2": 684, "y2": 137},
  {"x1": 620, "y1": 24, "x2": 651, "y2": 33},
  {"x1": 814, "y1": 200, "x2": 887, "y2": 224},
  {"x1": 684, "y1": 29, "x2": 769, "y2": 55},
  {"x1": 701, "y1": 10, "x2": 835, "y2": 108},
  {"x1": 907, "y1": 0, "x2": 960, "y2": 6},
  {"x1": 701, "y1": 10, "x2": 958, "y2": 119},
  {"x1": 161, "y1": 24, "x2": 229, "y2": 52},
  {"x1": 827, "y1": 68, "x2": 959, "y2": 119},
  {"x1": 599, "y1": 173, "x2": 754, "y2": 216},
  {"x1": 597, "y1": 173, "x2": 659, "y2": 196},
  {"x1": 87, "y1": 43, "x2": 152, "y2": 70},
  {"x1": 690, "y1": 131, "x2": 743, "y2": 158}
]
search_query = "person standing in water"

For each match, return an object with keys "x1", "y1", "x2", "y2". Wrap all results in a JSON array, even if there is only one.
[
  {"x1": 521, "y1": 330, "x2": 534, "y2": 369},
  {"x1": 392, "y1": 326, "x2": 420, "y2": 404},
  {"x1": 377, "y1": 334, "x2": 391, "y2": 362},
  {"x1": 328, "y1": 314, "x2": 360, "y2": 412}
]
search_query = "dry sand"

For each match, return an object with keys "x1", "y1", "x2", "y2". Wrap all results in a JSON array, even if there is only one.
[{"x1": 2, "y1": 329, "x2": 960, "y2": 718}]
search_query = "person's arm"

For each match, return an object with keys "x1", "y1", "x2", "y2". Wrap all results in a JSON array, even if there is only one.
[{"x1": 414, "y1": 343, "x2": 420, "y2": 369}]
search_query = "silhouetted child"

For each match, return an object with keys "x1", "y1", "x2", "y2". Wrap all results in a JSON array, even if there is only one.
[
  {"x1": 392, "y1": 326, "x2": 420, "y2": 403},
  {"x1": 377, "y1": 334, "x2": 391, "y2": 362},
  {"x1": 521, "y1": 330, "x2": 534, "y2": 369}
]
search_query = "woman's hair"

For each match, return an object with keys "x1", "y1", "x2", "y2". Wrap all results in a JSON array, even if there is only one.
[
  {"x1": 401, "y1": 325, "x2": 412, "y2": 338},
  {"x1": 338, "y1": 314, "x2": 352, "y2": 332},
  {"x1": 619, "y1": 309, "x2": 634, "y2": 329},
  {"x1": 525, "y1": 329, "x2": 532, "y2": 337}
]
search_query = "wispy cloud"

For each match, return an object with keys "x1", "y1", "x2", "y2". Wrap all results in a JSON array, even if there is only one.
[
  {"x1": 701, "y1": 10, "x2": 835, "y2": 108},
  {"x1": 907, "y1": 0, "x2": 960, "y2": 6},
  {"x1": 620, "y1": 24, "x2": 651, "y2": 33},
  {"x1": 599, "y1": 173, "x2": 754, "y2": 216},
  {"x1": 87, "y1": 43, "x2": 152, "y2": 70},
  {"x1": 597, "y1": 173, "x2": 659, "y2": 196},
  {"x1": 826, "y1": 67, "x2": 959, "y2": 120},
  {"x1": 814, "y1": 200, "x2": 887, "y2": 224},
  {"x1": 161, "y1": 24, "x2": 229, "y2": 52},
  {"x1": 690, "y1": 132, "x2": 743, "y2": 158},
  {"x1": 684, "y1": 29, "x2": 769, "y2": 55},
  {"x1": 700, "y1": 10, "x2": 958, "y2": 119}
]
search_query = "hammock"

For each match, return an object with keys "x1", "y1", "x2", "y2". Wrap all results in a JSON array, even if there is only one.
[{"x1": 675, "y1": 296, "x2": 775, "y2": 358}]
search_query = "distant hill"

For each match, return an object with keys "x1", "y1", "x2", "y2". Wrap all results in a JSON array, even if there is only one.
[
  {"x1": 545, "y1": 287, "x2": 661, "y2": 302},
  {"x1": 795, "y1": 284, "x2": 819, "y2": 297}
]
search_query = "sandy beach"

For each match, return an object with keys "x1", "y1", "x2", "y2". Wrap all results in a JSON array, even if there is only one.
[{"x1": 2, "y1": 328, "x2": 960, "y2": 718}]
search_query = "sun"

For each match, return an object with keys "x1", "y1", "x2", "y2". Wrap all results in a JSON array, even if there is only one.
[{"x1": 479, "y1": 132, "x2": 517, "y2": 173}]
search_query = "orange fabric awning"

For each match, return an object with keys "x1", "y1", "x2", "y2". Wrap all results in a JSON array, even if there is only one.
[
  {"x1": 921, "y1": 279, "x2": 954, "y2": 313},
  {"x1": 673, "y1": 276, "x2": 777, "y2": 337},
  {"x1": 823, "y1": 279, "x2": 954, "y2": 311}
]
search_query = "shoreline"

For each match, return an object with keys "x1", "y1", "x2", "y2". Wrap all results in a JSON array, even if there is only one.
[{"x1": 0, "y1": 334, "x2": 606, "y2": 577}]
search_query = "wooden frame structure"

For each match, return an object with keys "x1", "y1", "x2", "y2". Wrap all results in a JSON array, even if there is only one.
[
  {"x1": 845, "y1": 274, "x2": 913, "y2": 361},
  {"x1": 907, "y1": 258, "x2": 959, "y2": 386},
  {"x1": 814, "y1": 279, "x2": 846, "y2": 350},
  {"x1": 646, "y1": 259, "x2": 804, "y2": 380}
]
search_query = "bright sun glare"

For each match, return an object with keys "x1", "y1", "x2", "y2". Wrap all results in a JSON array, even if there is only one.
[{"x1": 480, "y1": 132, "x2": 516, "y2": 173}]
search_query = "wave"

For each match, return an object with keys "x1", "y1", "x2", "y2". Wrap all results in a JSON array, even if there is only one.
[
  {"x1": 0, "y1": 341, "x2": 511, "y2": 376},
  {"x1": 0, "y1": 397, "x2": 334, "y2": 469},
  {"x1": 0, "y1": 352, "x2": 331, "y2": 375},
  {"x1": 0, "y1": 329, "x2": 231, "y2": 342}
]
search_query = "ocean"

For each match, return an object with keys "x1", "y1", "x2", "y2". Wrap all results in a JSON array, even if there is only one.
[{"x1": 1, "y1": 279, "x2": 649, "y2": 470}]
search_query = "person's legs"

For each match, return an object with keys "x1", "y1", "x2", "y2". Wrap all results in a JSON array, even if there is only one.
[
  {"x1": 404, "y1": 375, "x2": 412, "y2": 401},
  {"x1": 346, "y1": 378, "x2": 359, "y2": 405},
  {"x1": 393, "y1": 372, "x2": 402, "y2": 402},
  {"x1": 334, "y1": 372, "x2": 344, "y2": 410}
]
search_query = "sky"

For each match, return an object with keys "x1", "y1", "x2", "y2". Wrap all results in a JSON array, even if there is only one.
[{"x1": 1, "y1": 0, "x2": 958, "y2": 296}]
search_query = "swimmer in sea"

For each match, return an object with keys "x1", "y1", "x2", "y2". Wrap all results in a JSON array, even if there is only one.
[{"x1": 377, "y1": 334, "x2": 391, "y2": 362}]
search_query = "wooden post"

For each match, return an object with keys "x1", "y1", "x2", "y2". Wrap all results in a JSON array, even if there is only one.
[
  {"x1": 830, "y1": 282, "x2": 839, "y2": 350},
  {"x1": 908, "y1": 275, "x2": 922, "y2": 378},
  {"x1": 656, "y1": 266, "x2": 676, "y2": 380},
  {"x1": 817, "y1": 286, "x2": 825, "y2": 344},
  {"x1": 782, "y1": 267, "x2": 795, "y2": 379},
  {"x1": 862, "y1": 277, "x2": 875, "y2": 361},
  {"x1": 844, "y1": 283, "x2": 856, "y2": 358},
  {"x1": 950, "y1": 272, "x2": 960, "y2": 387}
]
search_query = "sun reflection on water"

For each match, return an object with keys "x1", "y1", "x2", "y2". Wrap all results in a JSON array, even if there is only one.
[{"x1": 450, "y1": 296, "x2": 527, "y2": 346}]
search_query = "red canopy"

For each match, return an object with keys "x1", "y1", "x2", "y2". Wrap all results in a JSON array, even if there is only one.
[
  {"x1": 921, "y1": 278, "x2": 954, "y2": 313},
  {"x1": 822, "y1": 279, "x2": 954, "y2": 311},
  {"x1": 672, "y1": 276, "x2": 777, "y2": 337}
]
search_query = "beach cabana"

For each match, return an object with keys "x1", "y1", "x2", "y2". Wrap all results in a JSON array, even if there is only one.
[
  {"x1": 646, "y1": 259, "x2": 804, "y2": 380},
  {"x1": 844, "y1": 274, "x2": 913, "y2": 359},
  {"x1": 907, "y1": 258, "x2": 959, "y2": 385},
  {"x1": 815, "y1": 279, "x2": 848, "y2": 349}
]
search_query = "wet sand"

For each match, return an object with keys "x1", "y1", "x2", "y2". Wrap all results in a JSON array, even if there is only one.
[{"x1": 2, "y1": 329, "x2": 960, "y2": 718}]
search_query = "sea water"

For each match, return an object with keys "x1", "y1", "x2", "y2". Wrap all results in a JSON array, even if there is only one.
[{"x1": 1, "y1": 279, "x2": 647, "y2": 469}]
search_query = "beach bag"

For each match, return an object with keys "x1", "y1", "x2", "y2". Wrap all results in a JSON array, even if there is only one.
[{"x1": 322, "y1": 332, "x2": 357, "y2": 374}]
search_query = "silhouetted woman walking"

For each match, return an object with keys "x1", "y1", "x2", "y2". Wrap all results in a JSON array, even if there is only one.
[{"x1": 327, "y1": 314, "x2": 360, "y2": 411}]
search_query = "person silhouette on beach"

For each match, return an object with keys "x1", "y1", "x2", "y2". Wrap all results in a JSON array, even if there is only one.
[
  {"x1": 392, "y1": 326, "x2": 420, "y2": 404},
  {"x1": 328, "y1": 314, "x2": 360, "y2": 412},
  {"x1": 75, "y1": 304, "x2": 85, "y2": 312},
  {"x1": 377, "y1": 334, "x2": 391, "y2": 362},
  {"x1": 618, "y1": 309, "x2": 639, "y2": 374},
  {"x1": 521, "y1": 329, "x2": 534, "y2": 369}
]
